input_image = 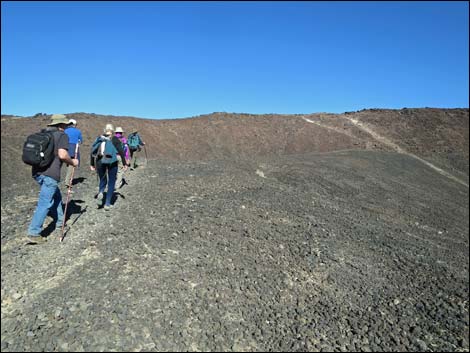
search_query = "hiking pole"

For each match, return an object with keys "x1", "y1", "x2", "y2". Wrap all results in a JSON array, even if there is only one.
[
  {"x1": 60, "y1": 143, "x2": 79, "y2": 242},
  {"x1": 143, "y1": 144, "x2": 148, "y2": 166}
]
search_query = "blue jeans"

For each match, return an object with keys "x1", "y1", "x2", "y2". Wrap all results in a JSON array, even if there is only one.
[
  {"x1": 28, "y1": 175, "x2": 64, "y2": 236},
  {"x1": 97, "y1": 162, "x2": 118, "y2": 206}
]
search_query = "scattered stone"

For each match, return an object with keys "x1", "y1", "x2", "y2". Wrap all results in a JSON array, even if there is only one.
[{"x1": 1, "y1": 145, "x2": 468, "y2": 352}]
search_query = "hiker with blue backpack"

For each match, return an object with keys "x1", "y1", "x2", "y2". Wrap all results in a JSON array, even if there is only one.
[
  {"x1": 127, "y1": 130, "x2": 146, "y2": 170},
  {"x1": 90, "y1": 124, "x2": 128, "y2": 210}
]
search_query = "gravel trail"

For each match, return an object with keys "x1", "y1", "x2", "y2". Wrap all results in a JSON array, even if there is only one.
[{"x1": 1, "y1": 150, "x2": 469, "y2": 352}]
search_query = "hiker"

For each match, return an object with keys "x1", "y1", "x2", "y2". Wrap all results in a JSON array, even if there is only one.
[
  {"x1": 128, "y1": 130, "x2": 146, "y2": 170},
  {"x1": 114, "y1": 126, "x2": 130, "y2": 189},
  {"x1": 26, "y1": 114, "x2": 78, "y2": 243},
  {"x1": 64, "y1": 118, "x2": 83, "y2": 188},
  {"x1": 90, "y1": 124, "x2": 128, "y2": 210}
]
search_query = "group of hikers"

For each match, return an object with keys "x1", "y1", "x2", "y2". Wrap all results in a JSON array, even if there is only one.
[
  {"x1": 22, "y1": 114, "x2": 145, "y2": 244},
  {"x1": 90, "y1": 123, "x2": 145, "y2": 210}
]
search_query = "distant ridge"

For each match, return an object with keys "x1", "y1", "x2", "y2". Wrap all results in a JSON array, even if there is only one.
[{"x1": 1, "y1": 108, "x2": 468, "y2": 187}]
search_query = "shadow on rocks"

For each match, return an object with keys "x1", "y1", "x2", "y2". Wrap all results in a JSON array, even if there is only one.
[
  {"x1": 96, "y1": 192, "x2": 125, "y2": 209},
  {"x1": 41, "y1": 200, "x2": 87, "y2": 237},
  {"x1": 72, "y1": 177, "x2": 87, "y2": 186}
]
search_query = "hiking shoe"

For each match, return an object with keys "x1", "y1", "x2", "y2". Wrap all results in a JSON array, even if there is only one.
[
  {"x1": 25, "y1": 235, "x2": 47, "y2": 244},
  {"x1": 96, "y1": 192, "x2": 103, "y2": 205}
]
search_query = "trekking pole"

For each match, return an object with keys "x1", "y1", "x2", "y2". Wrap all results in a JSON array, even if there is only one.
[
  {"x1": 143, "y1": 144, "x2": 148, "y2": 166},
  {"x1": 60, "y1": 143, "x2": 79, "y2": 242}
]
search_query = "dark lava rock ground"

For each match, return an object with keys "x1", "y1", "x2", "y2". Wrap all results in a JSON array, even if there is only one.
[{"x1": 1, "y1": 148, "x2": 469, "y2": 351}]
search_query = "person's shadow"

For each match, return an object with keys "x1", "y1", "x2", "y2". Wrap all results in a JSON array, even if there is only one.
[
  {"x1": 113, "y1": 192, "x2": 125, "y2": 204},
  {"x1": 97, "y1": 192, "x2": 126, "y2": 208},
  {"x1": 72, "y1": 177, "x2": 87, "y2": 186},
  {"x1": 65, "y1": 199, "x2": 87, "y2": 224},
  {"x1": 43, "y1": 200, "x2": 87, "y2": 237}
]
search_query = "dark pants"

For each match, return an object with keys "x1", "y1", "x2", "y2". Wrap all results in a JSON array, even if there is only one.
[
  {"x1": 130, "y1": 147, "x2": 141, "y2": 168},
  {"x1": 97, "y1": 161, "x2": 118, "y2": 206}
]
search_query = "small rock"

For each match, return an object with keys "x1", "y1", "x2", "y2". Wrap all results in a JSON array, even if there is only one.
[
  {"x1": 416, "y1": 339, "x2": 428, "y2": 351},
  {"x1": 60, "y1": 342, "x2": 69, "y2": 350}
]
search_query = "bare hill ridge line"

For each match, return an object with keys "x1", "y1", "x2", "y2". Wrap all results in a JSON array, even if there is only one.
[{"x1": 1, "y1": 108, "x2": 468, "y2": 188}]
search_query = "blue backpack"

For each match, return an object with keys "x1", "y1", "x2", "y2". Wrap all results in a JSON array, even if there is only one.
[
  {"x1": 128, "y1": 133, "x2": 142, "y2": 150},
  {"x1": 91, "y1": 136, "x2": 118, "y2": 164}
]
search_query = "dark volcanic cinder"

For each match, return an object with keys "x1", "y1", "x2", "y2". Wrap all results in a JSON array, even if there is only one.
[{"x1": 1, "y1": 109, "x2": 469, "y2": 352}]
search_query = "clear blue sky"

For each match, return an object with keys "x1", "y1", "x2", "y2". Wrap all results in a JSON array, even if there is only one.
[{"x1": 1, "y1": 1, "x2": 469, "y2": 119}]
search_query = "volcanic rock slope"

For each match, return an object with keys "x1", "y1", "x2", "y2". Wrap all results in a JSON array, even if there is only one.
[{"x1": 1, "y1": 109, "x2": 469, "y2": 352}]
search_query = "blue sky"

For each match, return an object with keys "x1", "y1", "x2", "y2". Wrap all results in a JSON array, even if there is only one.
[{"x1": 1, "y1": 1, "x2": 469, "y2": 119}]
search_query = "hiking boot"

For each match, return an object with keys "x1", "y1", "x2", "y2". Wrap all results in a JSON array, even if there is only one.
[
  {"x1": 25, "y1": 235, "x2": 47, "y2": 244},
  {"x1": 96, "y1": 192, "x2": 103, "y2": 205}
]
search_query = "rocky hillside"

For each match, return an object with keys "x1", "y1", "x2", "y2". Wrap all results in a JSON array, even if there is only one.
[
  {"x1": 1, "y1": 108, "x2": 469, "y2": 352},
  {"x1": 1, "y1": 108, "x2": 469, "y2": 189}
]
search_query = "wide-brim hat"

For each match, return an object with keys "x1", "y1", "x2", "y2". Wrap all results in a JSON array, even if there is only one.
[
  {"x1": 115, "y1": 127, "x2": 124, "y2": 133},
  {"x1": 48, "y1": 114, "x2": 72, "y2": 126}
]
